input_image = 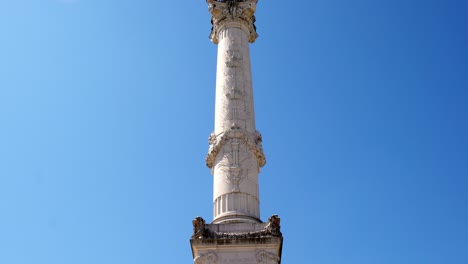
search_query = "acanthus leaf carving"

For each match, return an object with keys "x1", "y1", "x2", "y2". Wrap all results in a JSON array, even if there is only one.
[{"x1": 207, "y1": 0, "x2": 258, "y2": 44}]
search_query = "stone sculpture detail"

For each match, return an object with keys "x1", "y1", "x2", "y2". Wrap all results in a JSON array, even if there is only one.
[
  {"x1": 192, "y1": 217, "x2": 208, "y2": 239},
  {"x1": 224, "y1": 48, "x2": 245, "y2": 100},
  {"x1": 265, "y1": 215, "x2": 282, "y2": 237},
  {"x1": 207, "y1": 0, "x2": 258, "y2": 44},
  {"x1": 225, "y1": 49, "x2": 243, "y2": 67},
  {"x1": 206, "y1": 128, "x2": 265, "y2": 169},
  {"x1": 194, "y1": 252, "x2": 218, "y2": 264},
  {"x1": 191, "y1": 216, "x2": 282, "y2": 240},
  {"x1": 226, "y1": 138, "x2": 246, "y2": 192}
]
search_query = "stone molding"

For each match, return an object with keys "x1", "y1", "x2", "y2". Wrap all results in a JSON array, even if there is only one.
[
  {"x1": 207, "y1": 0, "x2": 258, "y2": 44},
  {"x1": 206, "y1": 127, "x2": 266, "y2": 169},
  {"x1": 194, "y1": 252, "x2": 218, "y2": 264},
  {"x1": 213, "y1": 192, "x2": 259, "y2": 219},
  {"x1": 192, "y1": 215, "x2": 282, "y2": 240}
]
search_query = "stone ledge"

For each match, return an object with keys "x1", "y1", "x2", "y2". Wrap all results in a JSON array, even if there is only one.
[{"x1": 192, "y1": 215, "x2": 282, "y2": 240}]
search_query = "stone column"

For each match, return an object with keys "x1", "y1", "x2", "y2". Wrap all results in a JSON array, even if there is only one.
[{"x1": 206, "y1": 0, "x2": 266, "y2": 224}]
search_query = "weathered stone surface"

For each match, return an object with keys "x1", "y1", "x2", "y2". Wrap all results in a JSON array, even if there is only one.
[
  {"x1": 206, "y1": 0, "x2": 264, "y2": 224},
  {"x1": 192, "y1": 215, "x2": 282, "y2": 240},
  {"x1": 191, "y1": 2, "x2": 284, "y2": 263},
  {"x1": 207, "y1": 0, "x2": 258, "y2": 44},
  {"x1": 191, "y1": 216, "x2": 283, "y2": 263}
]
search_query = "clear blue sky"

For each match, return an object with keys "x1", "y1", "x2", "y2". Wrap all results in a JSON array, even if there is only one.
[{"x1": 1, "y1": 0, "x2": 467, "y2": 263}]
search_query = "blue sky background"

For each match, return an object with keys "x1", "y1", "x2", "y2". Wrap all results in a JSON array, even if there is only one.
[{"x1": 1, "y1": 0, "x2": 467, "y2": 263}]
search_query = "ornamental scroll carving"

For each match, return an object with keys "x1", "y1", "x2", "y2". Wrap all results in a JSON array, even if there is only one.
[
  {"x1": 206, "y1": 128, "x2": 265, "y2": 169},
  {"x1": 207, "y1": 0, "x2": 258, "y2": 44}
]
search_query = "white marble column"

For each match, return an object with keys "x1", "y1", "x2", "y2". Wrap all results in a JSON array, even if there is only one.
[{"x1": 206, "y1": 0, "x2": 266, "y2": 224}]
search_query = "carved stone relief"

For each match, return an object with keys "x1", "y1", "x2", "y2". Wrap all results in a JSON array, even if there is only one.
[
  {"x1": 225, "y1": 49, "x2": 243, "y2": 67},
  {"x1": 256, "y1": 250, "x2": 280, "y2": 264},
  {"x1": 207, "y1": 0, "x2": 258, "y2": 43},
  {"x1": 214, "y1": 138, "x2": 253, "y2": 192},
  {"x1": 192, "y1": 216, "x2": 207, "y2": 239},
  {"x1": 191, "y1": 215, "x2": 282, "y2": 240},
  {"x1": 206, "y1": 128, "x2": 266, "y2": 169},
  {"x1": 194, "y1": 252, "x2": 218, "y2": 264},
  {"x1": 224, "y1": 75, "x2": 244, "y2": 100},
  {"x1": 224, "y1": 47, "x2": 245, "y2": 100}
]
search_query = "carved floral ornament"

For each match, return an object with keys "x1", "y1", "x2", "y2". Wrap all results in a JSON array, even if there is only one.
[
  {"x1": 206, "y1": 127, "x2": 266, "y2": 169},
  {"x1": 207, "y1": 0, "x2": 258, "y2": 44}
]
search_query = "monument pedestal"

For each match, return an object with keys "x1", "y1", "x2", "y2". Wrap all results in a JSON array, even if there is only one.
[{"x1": 190, "y1": 216, "x2": 283, "y2": 264}]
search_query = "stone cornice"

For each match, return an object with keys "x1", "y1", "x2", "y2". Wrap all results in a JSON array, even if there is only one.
[
  {"x1": 207, "y1": 0, "x2": 258, "y2": 44},
  {"x1": 191, "y1": 215, "x2": 282, "y2": 240}
]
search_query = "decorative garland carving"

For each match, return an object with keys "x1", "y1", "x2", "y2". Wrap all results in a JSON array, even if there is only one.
[
  {"x1": 191, "y1": 215, "x2": 282, "y2": 240},
  {"x1": 206, "y1": 127, "x2": 266, "y2": 169},
  {"x1": 207, "y1": 0, "x2": 258, "y2": 44}
]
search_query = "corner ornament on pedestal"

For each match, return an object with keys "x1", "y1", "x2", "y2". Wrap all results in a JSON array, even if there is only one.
[
  {"x1": 192, "y1": 216, "x2": 211, "y2": 239},
  {"x1": 207, "y1": 0, "x2": 258, "y2": 44}
]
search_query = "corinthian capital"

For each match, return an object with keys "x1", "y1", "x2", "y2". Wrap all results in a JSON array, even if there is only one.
[{"x1": 207, "y1": 0, "x2": 258, "y2": 44}]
